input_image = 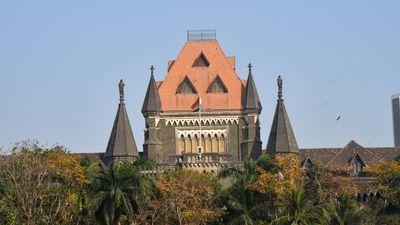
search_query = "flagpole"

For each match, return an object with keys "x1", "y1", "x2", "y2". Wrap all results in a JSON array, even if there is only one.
[{"x1": 199, "y1": 96, "x2": 202, "y2": 152}]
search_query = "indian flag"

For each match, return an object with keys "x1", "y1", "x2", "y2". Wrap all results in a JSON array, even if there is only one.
[{"x1": 191, "y1": 97, "x2": 202, "y2": 112}]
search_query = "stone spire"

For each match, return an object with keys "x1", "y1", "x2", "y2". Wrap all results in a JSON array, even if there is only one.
[
  {"x1": 266, "y1": 75, "x2": 299, "y2": 155},
  {"x1": 243, "y1": 63, "x2": 262, "y2": 111},
  {"x1": 142, "y1": 65, "x2": 162, "y2": 114},
  {"x1": 105, "y1": 79, "x2": 139, "y2": 164}
]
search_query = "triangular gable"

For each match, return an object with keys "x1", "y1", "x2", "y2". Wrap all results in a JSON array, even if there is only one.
[
  {"x1": 207, "y1": 75, "x2": 228, "y2": 93},
  {"x1": 176, "y1": 75, "x2": 198, "y2": 94},
  {"x1": 192, "y1": 52, "x2": 210, "y2": 67},
  {"x1": 157, "y1": 41, "x2": 245, "y2": 111},
  {"x1": 326, "y1": 140, "x2": 381, "y2": 170}
]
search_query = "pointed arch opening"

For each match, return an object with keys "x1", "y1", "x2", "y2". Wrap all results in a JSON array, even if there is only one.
[
  {"x1": 207, "y1": 75, "x2": 228, "y2": 94},
  {"x1": 192, "y1": 52, "x2": 210, "y2": 67},
  {"x1": 176, "y1": 75, "x2": 198, "y2": 94},
  {"x1": 351, "y1": 154, "x2": 365, "y2": 175}
]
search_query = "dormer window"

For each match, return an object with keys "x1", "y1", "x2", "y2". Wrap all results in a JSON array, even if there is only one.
[
  {"x1": 351, "y1": 154, "x2": 365, "y2": 175},
  {"x1": 353, "y1": 160, "x2": 363, "y2": 175},
  {"x1": 192, "y1": 52, "x2": 210, "y2": 67},
  {"x1": 303, "y1": 158, "x2": 313, "y2": 169},
  {"x1": 176, "y1": 76, "x2": 197, "y2": 94},
  {"x1": 207, "y1": 75, "x2": 228, "y2": 93}
]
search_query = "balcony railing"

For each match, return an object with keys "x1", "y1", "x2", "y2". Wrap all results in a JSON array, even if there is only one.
[{"x1": 170, "y1": 152, "x2": 232, "y2": 164}]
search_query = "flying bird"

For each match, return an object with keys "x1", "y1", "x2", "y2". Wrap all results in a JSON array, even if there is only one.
[{"x1": 336, "y1": 116, "x2": 341, "y2": 121}]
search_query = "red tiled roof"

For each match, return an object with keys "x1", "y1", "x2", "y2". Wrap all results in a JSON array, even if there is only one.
[{"x1": 157, "y1": 41, "x2": 245, "y2": 111}]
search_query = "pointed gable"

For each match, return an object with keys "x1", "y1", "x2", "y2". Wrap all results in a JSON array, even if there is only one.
[
  {"x1": 192, "y1": 52, "x2": 210, "y2": 67},
  {"x1": 207, "y1": 75, "x2": 228, "y2": 93},
  {"x1": 142, "y1": 69, "x2": 162, "y2": 114},
  {"x1": 158, "y1": 41, "x2": 244, "y2": 111},
  {"x1": 243, "y1": 64, "x2": 262, "y2": 111},
  {"x1": 326, "y1": 140, "x2": 382, "y2": 170}
]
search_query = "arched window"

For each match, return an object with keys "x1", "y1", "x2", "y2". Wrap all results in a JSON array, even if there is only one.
[
  {"x1": 352, "y1": 154, "x2": 364, "y2": 175},
  {"x1": 212, "y1": 134, "x2": 218, "y2": 153},
  {"x1": 186, "y1": 135, "x2": 192, "y2": 153},
  {"x1": 200, "y1": 134, "x2": 205, "y2": 151},
  {"x1": 206, "y1": 134, "x2": 212, "y2": 153},
  {"x1": 219, "y1": 134, "x2": 225, "y2": 153},
  {"x1": 178, "y1": 134, "x2": 185, "y2": 154},
  {"x1": 353, "y1": 160, "x2": 363, "y2": 175}
]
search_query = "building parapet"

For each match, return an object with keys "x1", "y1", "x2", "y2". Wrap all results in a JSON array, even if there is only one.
[{"x1": 170, "y1": 152, "x2": 232, "y2": 164}]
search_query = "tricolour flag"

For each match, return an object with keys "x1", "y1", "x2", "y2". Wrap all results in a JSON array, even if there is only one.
[{"x1": 191, "y1": 97, "x2": 202, "y2": 112}]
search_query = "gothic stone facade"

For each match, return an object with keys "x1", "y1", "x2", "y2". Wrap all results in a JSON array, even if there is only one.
[{"x1": 141, "y1": 40, "x2": 262, "y2": 171}]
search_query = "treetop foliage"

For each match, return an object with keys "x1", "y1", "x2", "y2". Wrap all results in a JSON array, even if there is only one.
[{"x1": 1, "y1": 141, "x2": 400, "y2": 224}]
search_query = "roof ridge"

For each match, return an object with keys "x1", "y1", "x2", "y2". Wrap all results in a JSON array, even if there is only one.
[
  {"x1": 158, "y1": 41, "x2": 190, "y2": 86},
  {"x1": 326, "y1": 146, "x2": 346, "y2": 167},
  {"x1": 363, "y1": 146, "x2": 384, "y2": 162}
]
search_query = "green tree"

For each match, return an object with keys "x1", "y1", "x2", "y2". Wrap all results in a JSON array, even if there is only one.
[
  {"x1": 220, "y1": 160, "x2": 259, "y2": 187},
  {"x1": 323, "y1": 194, "x2": 363, "y2": 225},
  {"x1": 152, "y1": 169, "x2": 224, "y2": 225},
  {"x1": 0, "y1": 141, "x2": 87, "y2": 225},
  {"x1": 220, "y1": 159, "x2": 272, "y2": 224},
  {"x1": 91, "y1": 162, "x2": 147, "y2": 225},
  {"x1": 271, "y1": 188, "x2": 322, "y2": 225},
  {"x1": 222, "y1": 182, "x2": 265, "y2": 225},
  {"x1": 362, "y1": 158, "x2": 400, "y2": 224}
]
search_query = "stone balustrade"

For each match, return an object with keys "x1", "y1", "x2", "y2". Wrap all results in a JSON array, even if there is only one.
[{"x1": 170, "y1": 152, "x2": 232, "y2": 164}]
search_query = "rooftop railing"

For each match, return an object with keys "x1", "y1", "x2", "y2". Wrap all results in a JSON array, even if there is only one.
[{"x1": 187, "y1": 30, "x2": 216, "y2": 41}]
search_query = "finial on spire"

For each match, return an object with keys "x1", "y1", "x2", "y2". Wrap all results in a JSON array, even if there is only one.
[
  {"x1": 248, "y1": 63, "x2": 252, "y2": 74},
  {"x1": 150, "y1": 65, "x2": 155, "y2": 77},
  {"x1": 277, "y1": 75, "x2": 283, "y2": 100},
  {"x1": 119, "y1": 79, "x2": 125, "y2": 103}
]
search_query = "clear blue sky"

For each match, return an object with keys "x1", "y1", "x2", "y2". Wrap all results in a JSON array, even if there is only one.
[{"x1": 1, "y1": 0, "x2": 399, "y2": 152}]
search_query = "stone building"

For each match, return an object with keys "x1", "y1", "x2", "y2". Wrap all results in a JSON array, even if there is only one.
[
  {"x1": 141, "y1": 31, "x2": 262, "y2": 172},
  {"x1": 100, "y1": 31, "x2": 400, "y2": 178}
]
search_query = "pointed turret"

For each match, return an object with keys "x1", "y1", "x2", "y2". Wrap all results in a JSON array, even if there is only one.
[
  {"x1": 142, "y1": 66, "x2": 162, "y2": 161},
  {"x1": 105, "y1": 79, "x2": 139, "y2": 164},
  {"x1": 142, "y1": 65, "x2": 162, "y2": 114},
  {"x1": 240, "y1": 63, "x2": 262, "y2": 160},
  {"x1": 243, "y1": 63, "x2": 262, "y2": 111},
  {"x1": 266, "y1": 76, "x2": 299, "y2": 155}
]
